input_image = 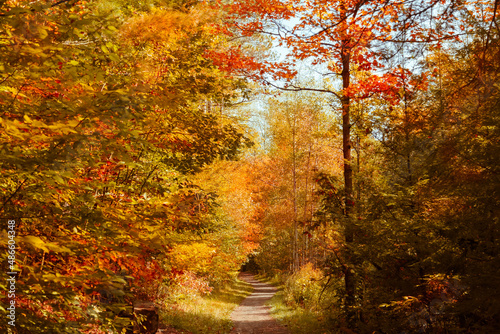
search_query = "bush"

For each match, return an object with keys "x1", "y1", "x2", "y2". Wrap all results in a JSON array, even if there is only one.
[
  {"x1": 284, "y1": 263, "x2": 323, "y2": 310},
  {"x1": 158, "y1": 272, "x2": 213, "y2": 305}
]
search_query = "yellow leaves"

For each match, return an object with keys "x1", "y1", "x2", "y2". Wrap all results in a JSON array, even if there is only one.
[
  {"x1": 0, "y1": 85, "x2": 27, "y2": 97},
  {"x1": 100, "y1": 42, "x2": 118, "y2": 54},
  {"x1": 0, "y1": 115, "x2": 82, "y2": 142},
  {"x1": 121, "y1": 8, "x2": 213, "y2": 46},
  {"x1": 37, "y1": 26, "x2": 48, "y2": 39},
  {"x1": 72, "y1": 27, "x2": 85, "y2": 39},
  {"x1": 169, "y1": 242, "x2": 217, "y2": 274},
  {"x1": 0, "y1": 117, "x2": 30, "y2": 139},
  {"x1": 19, "y1": 235, "x2": 73, "y2": 254},
  {"x1": 121, "y1": 11, "x2": 181, "y2": 45}
]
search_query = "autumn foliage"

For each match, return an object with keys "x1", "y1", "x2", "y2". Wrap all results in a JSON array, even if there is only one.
[
  {"x1": 1, "y1": 0, "x2": 499, "y2": 333},
  {"x1": 0, "y1": 0, "x2": 253, "y2": 333}
]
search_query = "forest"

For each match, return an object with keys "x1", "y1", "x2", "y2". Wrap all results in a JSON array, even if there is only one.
[{"x1": 0, "y1": 0, "x2": 498, "y2": 333}]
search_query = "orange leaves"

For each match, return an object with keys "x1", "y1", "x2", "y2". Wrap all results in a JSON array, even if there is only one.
[
  {"x1": 121, "y1": 9, "x2": 211, "y2": 46},
  {"x1": 240, "y1": 21, "x2": 264, "y2": 36},
  {"x1": 204, "y1": 47, "x2": 264, "y2": 77},
  {"x1": 268, "y1": 61, "x2": 298, "y2": 80},
  {"x1": 350, "y1": 50, "x2": 383, "y2": 72},
  {"x1": 344, "y1": 74, "x2": 397, "y2": 101},
  {"x1": 224, "y1": 0, "x2": 297, "y2": 20},
  {"x1": 218, "y1": 0, "x2": 475, "y2": 95},
  {"x1": 205, "y1": 45, "x2": 298, "y2": 82},
  {"x1": 344, "y1": 66, "x2": 432, "y2": 104}
]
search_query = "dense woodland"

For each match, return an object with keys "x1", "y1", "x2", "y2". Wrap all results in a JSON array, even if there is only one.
[{"x1": 0, "y1": 0, "x2": 498, "y2": 333}]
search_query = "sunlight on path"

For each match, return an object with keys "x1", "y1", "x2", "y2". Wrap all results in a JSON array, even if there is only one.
[{"x1": 231, "y1": 273, "x2": 289, "y2": 334}]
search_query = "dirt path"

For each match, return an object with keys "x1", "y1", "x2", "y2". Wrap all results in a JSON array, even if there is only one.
[{"x1": 231, "y1": 273, "x2": 290, "y2": 334}]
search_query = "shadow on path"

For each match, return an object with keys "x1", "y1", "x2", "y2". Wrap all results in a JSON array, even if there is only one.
[{"x1": 231, "y1": 273, "x2": 289, "y2": 334}]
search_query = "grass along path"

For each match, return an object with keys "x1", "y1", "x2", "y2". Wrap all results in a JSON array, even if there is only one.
[
  {"x1": 265, "y1": 289, "x2": 333, "y2": 334},
  {"x1": 160, "y1": 276, "x2": 253, "y2": 334},
  {"x1": 255, "y1": 274, "x2": 334, "y2": 334}
]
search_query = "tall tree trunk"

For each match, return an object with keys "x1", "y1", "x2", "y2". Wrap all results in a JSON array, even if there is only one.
[
  {"x1": 292, "y1": 112, "x2": 299, "y2": 272},
  {"x1": 340, "y1": 4, "x2": 355, "y2": 325},
  {"x1": 303, "y1": 145, "x2": 312, "y2": 265}
]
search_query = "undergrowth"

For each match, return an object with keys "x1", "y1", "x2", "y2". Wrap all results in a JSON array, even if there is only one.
[
  {"x1": 267, "y1": 290, "x2": 335, "y2": 334},
  {"x1": 159, "y1": 275, "x2": 253, "y2": 334},
  {"x1": 260, "y1": 264, "x2": 339, "y2": 334}
]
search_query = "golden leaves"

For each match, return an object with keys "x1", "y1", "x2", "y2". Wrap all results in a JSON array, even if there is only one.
[{"x1": 120, "y1": 8, "x2": 214, "y2": 46}]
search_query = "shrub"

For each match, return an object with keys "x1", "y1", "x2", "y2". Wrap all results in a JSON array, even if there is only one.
[
  {"x1": 158, "y1": 271, "x2": 213, "y2": 305},
  {"x1": 284, "y1": 263, "x2": 323, "y2": 310}
]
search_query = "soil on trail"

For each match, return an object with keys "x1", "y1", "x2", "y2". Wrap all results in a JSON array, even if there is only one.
[{"x1": 231, "y1": 272, "x2": 290, "y2": 334}]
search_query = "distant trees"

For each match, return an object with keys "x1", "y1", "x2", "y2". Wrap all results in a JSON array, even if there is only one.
[
  {"x1": 257, "y1": 93, "x2": 341, "y2": 273},
  {"x1": 227, "y1": 92, "x2": 346, "y2": 280}
]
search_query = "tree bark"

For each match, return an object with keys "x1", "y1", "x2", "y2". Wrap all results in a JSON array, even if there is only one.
[
  {"x1": 340, "y1": 5, "x2": 355, "y2": 325},
  {"x1": 292, "y1": 112, "x2": 299, "y2": 272}
]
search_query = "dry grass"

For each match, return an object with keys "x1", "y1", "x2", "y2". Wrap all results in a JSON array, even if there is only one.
[{"x1": 160, "y1": 277, "x2": 253, "y2": 334}]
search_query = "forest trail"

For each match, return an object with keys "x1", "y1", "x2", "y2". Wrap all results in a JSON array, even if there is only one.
[{"x1": 231, "y1": 273, "x2": 290, "y2": 334}]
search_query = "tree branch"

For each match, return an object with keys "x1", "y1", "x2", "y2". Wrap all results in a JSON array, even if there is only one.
[{"x1": 264, "y1": 80, "x2": 342, "y2": 100}]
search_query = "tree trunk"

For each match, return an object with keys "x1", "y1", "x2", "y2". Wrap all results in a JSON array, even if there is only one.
[
  {"x1": 292, "y1": 113, "x2": 299, "y2": 272},
  {"x1": 303, "y1": 145, "x2": 312, "y2": 265},
  {"x1": 340, "y1": 5, "x2": 355, "y2": 325}
]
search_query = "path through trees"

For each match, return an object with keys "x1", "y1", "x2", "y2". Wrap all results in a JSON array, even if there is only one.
[{"x1": 231, "y1": 273, "x2": 289, "y2": 334}]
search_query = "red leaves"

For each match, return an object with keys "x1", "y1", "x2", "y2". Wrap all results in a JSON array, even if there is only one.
[
  {"x1": 344, "y1": 67, "x2": 431, "y2": 104},
  {"x1": 223, "y1": 0, "x2": 296, "y2": 21},
  {"x1": 205, "y1": 47, "x2": 263, "y2": 77},
  {"x1": 206, "y1": 46, "x2": 299, "y2": 83}
]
